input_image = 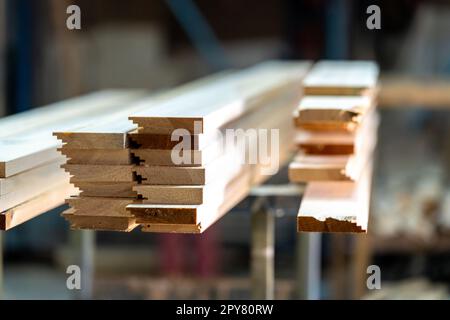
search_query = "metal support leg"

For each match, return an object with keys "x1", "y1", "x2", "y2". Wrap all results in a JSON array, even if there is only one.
[
  {"x1": 80, "y1": 230, "x2": 95, "y2": 300},
  {"x1": 251, "y1": 198, "x2": 274, "y2": 300},
  {"x1": 296, "y1": 233, "x2": 322, "y2": 300}
]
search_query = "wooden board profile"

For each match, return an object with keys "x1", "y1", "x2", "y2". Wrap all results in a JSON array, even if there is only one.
[
  {"x1": 293, "y1": 95, "x2": 374, "y2": 132},
  {"x1": 303, "y1": 61, "x2": 379, "y2": 96},
  {"x1": 133, "y1": 165, "x2": 236, "y2": 205},
  {"x1": 0, "y1": 138, "x2": 63, "y2": 178},
  {"x1": 297, "y1": 162, "x2": 373, "y2": 233},
  {"x1": 129, "y1": 61, "x2": 311, "y2": 135},
  {"x1": 77, "y1": 181, "x2": 137, "y2": 198},
  {"x1": 60, "y1": 148, "x2": 132, "y2": 165},
  {"x1": 1, "y1": 160, "x2": 71, "y2": 212},
  {"x1": 135, "y1": 150, "x2": 241, "y2": 186},
  {"x1": 0, "y1": 91, "x2": 145, "y2": 178},
  {"x1": 62, "y1": 209, "x2": 137, "y2": 232},
  {"x1": 63, "y1": 164, "x2": 134, "y2": 182},
  {"x1": 295, "y1": 110, "x2": 379, "y2": 155},
  {"x1": 129, "y1": 168, "x2": 251, "y2": 231},
  {"x1": 132, "y1": 138, "x2": 223, "y2": 167},
  {"x1": 0, "y1": 158, "x2": 67, "y2": 196},
  {"x1": 1, "y1": 182, "x2": 78, "y2": 230},
  {"x1": 66, "y1": 197, "x2": 136, "y2": 217}
]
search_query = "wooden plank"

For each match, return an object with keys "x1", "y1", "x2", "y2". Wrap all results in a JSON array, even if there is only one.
[
  {"x1": 131, "y1": 138, "x2": 223, "y2": 167},
  {"x1": 0, "y1": 91, "x2": 145, "y2": 178},
  {"x1": 293, "y1": 95, "x2": 374, "y2": 131},
  {"x1": 135, "y1": 150, "x2": 241, "y2": 186},
  {"x1": 297, "y1": 162, "x2": 373, "y2": 233},
  {"x1": 0, "y1": 90, "x2": 145, "y2": 139},
  {"x1": 62, "y1": 209, "x2": 137, "y2": 232},
  {"x1": 294, "y1": 109, "x2": 379, "y2": 155},
  {"x1": 78, "y1": 182, "x2": 137, "y2": 198},
  {"x1": 130, "y1": 168, "x2": 251, "y2": 229},
  {"x1": 379, "y1": 75, "x2": 450, "y2": 108},
  {"x1": 60, "y1": 148, "x2": 132, "y2": 165},
  {"x1": 66, "y1": 197, "x2": 135, "y2": 217},
  {"x1": 303, "y1": 61, "x2": 379, "y2": 96},
  {"x1": 63, "y1": 164, "x2": 134, "y2": 182},
  {"x1": 129, "y1": 61, "x2": 311, "y2": 134},
  {"x1": 53, "y1": 72, "x2": 238, "y2": 150},
  {"x1": 0, "y1": 160, "x2": 71, "y2": 212},
  {"x1": 0, "y1": 182, "x2": 78, "y2": 230},
  {"x1": 0, "y1": 158, "x2": 67, "y2": 196},
  {"x1": 134, "y1": 166, "x2": 234, "y2": 205},
  {"x1": 0, "y1": 138, "x2": 63, "y2": 178}
]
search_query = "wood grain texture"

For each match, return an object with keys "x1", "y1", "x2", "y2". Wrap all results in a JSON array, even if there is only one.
[
  {"x1": 60, "y1": 148, "x2": 132, "y2": 165},
  {"x1": 297, "y1": 162, "x2": 372, "y2": 233},
  {"x1": 66, "y1": 197, "x2": 136, "y2": 217},
  {"x1": 293, "y1": 95, "x2": 375, "y2": 132},
  {"x1": 129, "y1": 61, "x2": 311, "y2": 134},
  {"x1": 303, "y1": 61, "x2": 379, "y2": 96},
  {"x1": 63, "y1": 164, "x2": 134, "y2": 182},
  {"x1": 1, "y1": 160, "x2": 71, "y2": 212},
  {"x1": 1, "y1": 90, "x2": 145, "y2": 178},
  {"x1": 1, "y1": 182, "x2": 78, "y2": 230},
  {"x1": 77, "y1": 181, "x2": 137, "y2": 198},
  {"x1": 62, "y1": 209, "x2": 137, "y2": 232}
]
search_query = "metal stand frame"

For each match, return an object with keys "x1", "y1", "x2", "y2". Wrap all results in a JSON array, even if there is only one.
[{"x1": 249, "y1": 184, "x2": 321, "y2": 300}]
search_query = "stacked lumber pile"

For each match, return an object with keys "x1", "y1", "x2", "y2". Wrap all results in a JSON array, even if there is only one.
[
  {"x1": 0, "y1": 91, "x2": 146, "y2": 230},
  {"x1": 289, "y1": 61, "x2": 379, "y2": 233},
  {"x1": 58, "y1": 61, "x2": 311, "y2": 233}
]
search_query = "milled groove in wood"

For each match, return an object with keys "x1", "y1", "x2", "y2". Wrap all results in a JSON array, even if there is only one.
[{"x1": 130, "y1": 151, "x2": 143, "y2": 165}]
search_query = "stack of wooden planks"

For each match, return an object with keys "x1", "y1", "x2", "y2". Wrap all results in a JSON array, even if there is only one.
[
  {"x1": 289, "y1": 61, "x2": 379, "y2": 233},
  {"x1": 0, "y1": 90, "x2": 146, "y2": 230},
  {"x1": 58, "y1": 61, "x2": 311, "y2": 233}
]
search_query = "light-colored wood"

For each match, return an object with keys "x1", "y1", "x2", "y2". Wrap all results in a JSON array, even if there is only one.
[
  {"x1": 135, "y1": 150, "x2": 241, "y2": 186},
  {"x1": 0, "y1": 160, "x2": 71, "y2": 212},
  {"x1": 66, "y1": 197, "x2": 135, "y2": 217},
  {"x1": 0, "y1": 91, "x2": 145, "y2": 178},
  {"x1": 131, "y1": 139, "x2": 223, "y2": 167},
  {"x1": 303, "y1": 61, "x2": 379, "y2": 96},
  {"x1": 61, "y1": 61, "x2": 308, "y2": 233},
  {"x1": 293, "y1": 95, "x2": 374, "y2": 131},
  {"x1": 297, "y1": 163, "x2": 372, "y2": 233},
  {"x1": 78, "y1": 182, "x2": 137, "y2": 198},
  {"x1": 60, "y1": 148, "x2": 132, "y2": 165},
  {"x1": 1, "y1": 182, "x2": 78, "y2": 230},
  {"x1": 379, "y1": 75, "x2": 450, "y2": 108},
  {"x1": 0, "y1": 158, "x2": 67, "y2": 196},
  {"x1": 63, "y1": 164, "x2": 134, "y2": 182},
  {"x1": 0, "y1": 138, "x2": 63, "y2": 178},
  {"x1": 295, "y1": 109, "x2": 379, "y2": 155},
  {"x1": 62, "y1": 209, "x2": 137, "y2": 232},
  {"x1": 129, "y1": 61, "x2": 311, "y2": 134}
]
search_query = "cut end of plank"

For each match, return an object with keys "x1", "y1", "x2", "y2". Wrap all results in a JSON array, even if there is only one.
[{"x1": 297, "y1": 216, "x2": 366, "y2": 233}]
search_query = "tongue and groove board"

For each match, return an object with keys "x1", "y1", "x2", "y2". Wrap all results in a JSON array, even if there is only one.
[
  {"x1": 291, "y1": 60, "x2": 379, "y2": 233},
  {"x1": 297, "y1": 163, "x2": 373, "y2": 233},
  {"x1": 294, "y1": 109, "x2": 379, "y2": 155},
  {"x1": 302, "y1": 61, "x2": 379, "y2": 96},
  {"x1": 1, "y1": 90, "x2": 146, "y2": 178},
  {"x1": 1, "y1": 182, "x2": 78, "y2": 230},
  {"x1": 59, "y1": 61, "x2": 311, "y2": 233},
  {"x1": 128, "y1": 61, "x2": 311, "y2": 134},
  {"x1": 293, "y1": 95, "x2": 375, "y2": 132}
]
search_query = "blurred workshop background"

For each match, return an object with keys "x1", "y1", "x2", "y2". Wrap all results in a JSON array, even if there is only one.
[{"x1": 1, "y1": 0, "x2": 450, "y2": 300}]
